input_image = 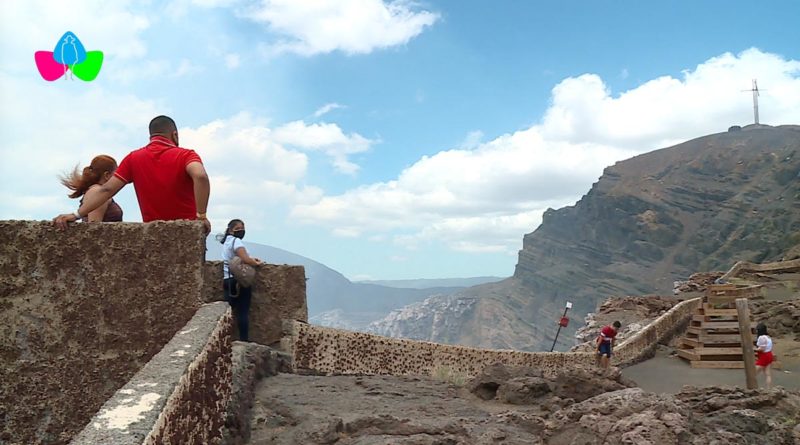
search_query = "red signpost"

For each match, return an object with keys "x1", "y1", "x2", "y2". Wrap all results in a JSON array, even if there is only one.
[{"x1": 550, "y1": 301, "x2": 573, "y2": 352}]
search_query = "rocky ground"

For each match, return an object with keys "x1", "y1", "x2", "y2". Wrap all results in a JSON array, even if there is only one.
[
  {"x1": 672, "y1": 271, "x2": 724, "y2": 294},
  {"x1": 751, "y1": 299, "x2": 800, "y2": 339},
  {"x1": 570, "y1": 295, "x2": 680, "y2": 352},
  {"x1": 243, "y1": 364, "x2": 800, "y2": 444},
  {"x1": 234, "y1": 267, "x2": 800, "y2": 444}
]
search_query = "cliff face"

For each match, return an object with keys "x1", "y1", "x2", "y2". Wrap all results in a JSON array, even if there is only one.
[
  {"x1": 374, "y1": 125, "x2": 800, "y2": 351},
  {"x1": 516, "y1": 125, "x2": 799, "y2": 306}
]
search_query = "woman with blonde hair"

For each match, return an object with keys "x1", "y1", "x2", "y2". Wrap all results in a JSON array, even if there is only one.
[{"x1": 60, "y1": 155, "x2": 123, "y2": 222}]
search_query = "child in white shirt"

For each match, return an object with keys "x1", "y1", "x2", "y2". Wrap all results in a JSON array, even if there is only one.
[{"x1": 754, "y1": 322, "x2": 774, "y2": 389}]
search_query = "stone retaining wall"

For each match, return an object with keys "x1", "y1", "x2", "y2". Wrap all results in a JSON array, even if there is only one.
[
  {"x1": 71, "y1": 302, "x2": 233, "y2": 445},
  {"x1": 283, "y1": 298, "x2": 702, "y2": 378},
  {"x1": 283, "y1": 321, "x2": 596, "y2": 378},
  {"x1": 612, "y1": 297, "x2": 702, "y2": 365},
  {"x1": 221, "y1": 342, "x2": 292, "y2": 445},
  {"x1": 0, "y1": 220, "x2": 206, "y2": 445}
]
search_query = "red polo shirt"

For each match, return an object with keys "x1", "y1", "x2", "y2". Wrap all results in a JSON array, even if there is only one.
[
  {"x1": 599, "y1": 325, "x2": 617, "y2": 343},
  {"x1": 115, "y1": 136, "x2": 203, "y2": 222}
]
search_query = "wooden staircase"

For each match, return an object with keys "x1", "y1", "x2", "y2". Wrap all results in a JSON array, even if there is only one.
[{"x1": 677, "y1": 284, "x2": 761, "y2": 368}]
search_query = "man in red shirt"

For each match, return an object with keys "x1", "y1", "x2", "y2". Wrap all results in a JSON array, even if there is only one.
[
  {"x1": 596, "y1": 320, "x2": 622, "y2": 369},
  {"x1": 54, "y1": 116, "x2": 211, "y2": 233}
]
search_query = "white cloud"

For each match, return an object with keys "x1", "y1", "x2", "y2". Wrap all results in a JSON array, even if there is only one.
[
  {"x1": 314, "y1": 102, "x2": 345, "y2": 117},
  {"x1": 108, "y1": 58, "x2": 203, "y2": 83},
  {"x1": 459, "y1": 130, "x2": 484, "y2": 149},
  {"x1": 174, "y1": 58, "x2": 201, "y2": 77},
  {"x1": 224, "y1": 53, "x2": 241, "y2": 69},
  {"x1": 541, "y1": 49, "x2": 800, "y2": 149},
  {"x1": 180, "y1": 113, "x2": 309, "y2": 182},
  {"x1": 0, "y1": 1, "x2": 150, "y2": 74},
  {"x1": 0, "y1": 72, "x2": 163, "y2": 220},
  {"x1": 332, "y1": 227, "x2": 360, "y2": 238},
  {"x1": 290, "y1": 49, "x2": 800, "y2": 254},
  {"x1": 239, "y1": 0, "x2": 440, "y2": 56},
  {"x1": 272, "y1": 120, "x2": 375, "y2": 174}
]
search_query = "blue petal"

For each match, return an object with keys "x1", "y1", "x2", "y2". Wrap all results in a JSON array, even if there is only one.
[{"x1": 53, "y1": 31, "x2": 87, "y2": 65}]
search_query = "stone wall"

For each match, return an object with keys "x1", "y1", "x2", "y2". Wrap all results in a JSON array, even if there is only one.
[
  {"x1": 611, "y1": 297, "x2": 702, "y2": 366},
  {"x1": 71, "y1": 302, "x2": 233, "y2": 445},
  {"x1": 283, "y1": 321, "x2": 596, "y2": 378},
  {"x1": 250, "y1": 265, "x2": 308, "y2": 346},
  {"x1": 202, "y1": 261, "x2": 308, "y2": 345},
  {"x1": 221, "y1": 342, "x2": 292, "y2": 445},
  {"x1": 282, "y1": 299, "x2": 702, "y2": 378},
  {"x1": 202, "y1": 261, "x2": 223, "y2": 303},
  {"x1": 0, "y1": 220, "x2": 206, "y2": 445}
]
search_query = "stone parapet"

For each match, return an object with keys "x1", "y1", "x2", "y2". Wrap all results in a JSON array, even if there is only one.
[
  {"x1": 612, "y1": 297, "x2": 702, "y2": 365},
  {"x1": 200, "y1": 260, "x2": 307, "y2": 345},
  {"x1": 282, "y1": 299, "x2": 702, "y2": 378},
  {"x1": 0, "y1": 220, "x2": 206, "y2": 445},
  {"x1": 70, "y1": 302, "x2": 233, "y2": 445},
  {"x1": 249, "y1": 265, "x2": 308, "y2": 346},
  {"x1": 282, "y1": 321, "x2": 596, "y2": 378},
  {"x1": 202, "y1": 261, "x2": 223, "y2": 303}
]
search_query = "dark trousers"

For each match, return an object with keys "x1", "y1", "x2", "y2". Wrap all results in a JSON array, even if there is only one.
[{"x1": 224, "y1": 277, "x2": 252, "y2": 342}]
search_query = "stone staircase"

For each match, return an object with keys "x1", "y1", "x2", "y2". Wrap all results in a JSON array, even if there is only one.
[{"x1": 677, "y1": 284, "x2": 761, "y2": 368}]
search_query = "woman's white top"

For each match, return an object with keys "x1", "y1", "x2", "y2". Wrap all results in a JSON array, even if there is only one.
[
  {"x1": 222, "y1": 236, "x2": 245, "y2": 279},
  {"x1": 756, "y1": 334, "x2": 773, "y2": 353}
]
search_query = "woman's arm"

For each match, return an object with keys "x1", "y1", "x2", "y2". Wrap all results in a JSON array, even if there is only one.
[
  {"x1": 235, "y1": 247, "x2": 262, "y2": 266},
  {"x1": 85, "y1": 185, "x2": 111, "y2": 222}
]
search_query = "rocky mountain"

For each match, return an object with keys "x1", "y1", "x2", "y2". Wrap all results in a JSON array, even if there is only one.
[
  {"x1": 207, "y1": 239, "x2": 478, "y2": 328},
  {"x1": 372, "y1": 124, "x2": 800, "y2": 351},
  {"x1": 365, "y1": 294, "x2": 477, "y2": 341},
  {"x1": 356, "y1": 276, "x2": 503, "y2": 289}
]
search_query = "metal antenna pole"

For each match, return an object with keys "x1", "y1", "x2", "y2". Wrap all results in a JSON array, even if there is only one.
[{"x1": 752, "y1": 79, "x2": 760, "y2": 125}]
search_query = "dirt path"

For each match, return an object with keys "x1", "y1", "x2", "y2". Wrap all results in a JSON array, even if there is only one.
[{"x1": 622, "y1": 340, "x2": 800, "y2": 394}]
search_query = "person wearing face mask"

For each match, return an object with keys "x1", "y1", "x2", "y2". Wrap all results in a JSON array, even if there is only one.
[
  {"x1": 219, "y1": 219, "x2": 263, "y2": 342},
  {"x1": 59, "y1": 155, "x2": 123, "y2": 222},
  {"x1": 53, "y1": 115, "x2": 211, "y2": 233}
]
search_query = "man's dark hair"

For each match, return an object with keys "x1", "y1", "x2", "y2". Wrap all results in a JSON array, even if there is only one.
[
  {"x1": 149, "y1": 115, "x2": 177, "y2": 136},
  {"x1": 612, "y1": 321, "x2": 621, "y2": 329}
]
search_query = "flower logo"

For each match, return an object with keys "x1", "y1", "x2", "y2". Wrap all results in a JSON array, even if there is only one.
[{"x1": 35, "y1": 31, "x2": 104, "y2": 82}]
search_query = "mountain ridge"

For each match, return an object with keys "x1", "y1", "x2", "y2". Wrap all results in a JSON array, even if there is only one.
[
  {"x1": 205, "y1": 238, "x2": 497, "y2": 325},
  {"x1": 369, "y1": 124, "x2": 800, "y2": 351}
]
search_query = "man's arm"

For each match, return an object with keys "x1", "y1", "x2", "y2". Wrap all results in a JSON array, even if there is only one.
[
  {"x1": 86, "y1": 189, "x2": 112, "y2": 222},
  {"x1": 186, "y1": 161, "x2": 210, "y2": 233},
  {"x1": 53, "y1": 176, "x2": 126, "y2": 230}
]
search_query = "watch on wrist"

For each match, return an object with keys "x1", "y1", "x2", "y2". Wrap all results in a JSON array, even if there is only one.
[{"x1": 73, "y1": 211, "x2": 83, "y2": 221}]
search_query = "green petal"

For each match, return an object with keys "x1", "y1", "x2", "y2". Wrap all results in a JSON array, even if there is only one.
[{"x1": 71, "y1": 51, "x2": 104, "y2": 81}]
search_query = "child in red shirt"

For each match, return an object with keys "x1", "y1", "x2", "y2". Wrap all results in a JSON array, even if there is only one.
[{"x1": 596, "y1": 320, "x2": 622, "y2": 369}]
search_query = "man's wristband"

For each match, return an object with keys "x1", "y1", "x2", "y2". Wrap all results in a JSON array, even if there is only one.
[
  {"x1": 73, "y1": 211, "x2": 83, "y2": 221},
  {"x1": 196, "y1": 212, "x2": 207, "y2": 219}
]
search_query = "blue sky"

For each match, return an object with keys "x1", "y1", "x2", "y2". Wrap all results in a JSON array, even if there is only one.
[{"x1": 1, "y1": 1, "x2": 799, "y2": 280}]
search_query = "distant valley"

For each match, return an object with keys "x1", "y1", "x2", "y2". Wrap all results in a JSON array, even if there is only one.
[{"x1": 206, "y1": 239, "x2": 503, "y2": 329}]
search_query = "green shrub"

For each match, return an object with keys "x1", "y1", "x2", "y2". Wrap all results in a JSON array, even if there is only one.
[{"x1": 431, "y1": 365, "x2": 469, "y2": 386}]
